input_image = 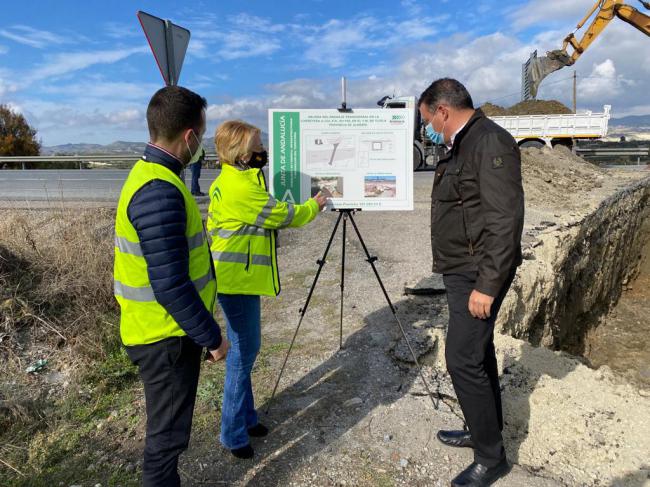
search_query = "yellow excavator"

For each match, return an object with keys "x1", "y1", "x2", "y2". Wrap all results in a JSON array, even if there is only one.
[{"x1": 525, "y1": 0, "x2": 650, "y2": 98}]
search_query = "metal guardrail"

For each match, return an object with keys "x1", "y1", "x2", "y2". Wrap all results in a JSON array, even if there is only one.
[
  {"x1": 0, "y1": 153, "x2": 220, "y2": 169},
  {"x1": 576, "y1": 147, "x2": 650, "y2": 164}
]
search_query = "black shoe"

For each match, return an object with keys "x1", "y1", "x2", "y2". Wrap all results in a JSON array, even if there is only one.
[
  {"x1": 192, "y1": 191, "x2": 206, "y2": 197},
  {"x1": 437, "y1": 430, "x2": 475, "y2": 449},
  {"x1": 230, "y1": 444, "x2": 254, "y2": 459},
  {"x1": 248, "y1": 423, "x2": 269, "y2": 437},
  {"x1": 451, "y1": 458, "x2": 512, "y2": 487}
]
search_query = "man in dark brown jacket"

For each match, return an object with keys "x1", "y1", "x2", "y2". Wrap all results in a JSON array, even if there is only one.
[{"x1": 419, "y1": 78, "x2": 524, "y2": 487}]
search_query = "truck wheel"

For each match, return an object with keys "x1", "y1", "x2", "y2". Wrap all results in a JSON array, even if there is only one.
[
  {"x1": 520, "y1": 140, "x2": 545, "y2": 149},
  {"x1": 413, "y1": 145, "x2": 423, "y2": 171}
]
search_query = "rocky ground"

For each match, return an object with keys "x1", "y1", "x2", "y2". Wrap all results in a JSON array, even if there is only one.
[
  {"x1": 1, "y1": 147, "x2": 648, "y2": 486},
  {"x1": 173, "y1": 147, "x2": 649, "y2": 486}
]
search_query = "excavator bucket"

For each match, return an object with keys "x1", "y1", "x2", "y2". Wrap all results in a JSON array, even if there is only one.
[{"x1": 523, "y1": 50, "x2": 573, "y2": 99}]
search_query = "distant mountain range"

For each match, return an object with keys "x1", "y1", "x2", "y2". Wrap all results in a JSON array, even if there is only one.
[
  {"x1": 610, "y1": 114, "x2": 650, "y2": 128},
  {"x1": 42, "y1": 132, "x2": 269, "y2": 155}
]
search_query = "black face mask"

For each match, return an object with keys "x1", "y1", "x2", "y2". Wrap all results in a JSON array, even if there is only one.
[{"x1": 246, "y1": 150, "x2": 268, "y2": 169}]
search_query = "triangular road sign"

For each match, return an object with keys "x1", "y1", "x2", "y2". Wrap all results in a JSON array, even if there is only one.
[{"x1": 137, "y1": 10, "x2": 190, "y2": 86}]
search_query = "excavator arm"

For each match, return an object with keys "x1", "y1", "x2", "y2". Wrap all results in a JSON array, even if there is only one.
[{"x1": 525, "y1": 0, "x2": 650, "y2": 99}]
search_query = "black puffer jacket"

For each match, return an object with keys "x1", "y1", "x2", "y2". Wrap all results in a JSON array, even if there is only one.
[
  {"x1": 431, "y1": 109, "x2": 524, "y2": 297},
  {"x1": 126, "y1": 144, "x2": 222, "y2": 350}
]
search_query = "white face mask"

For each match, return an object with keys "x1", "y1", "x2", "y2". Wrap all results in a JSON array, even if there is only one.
[{"x1": 186, "y1": 131, "x2": 204, "y2": 165}]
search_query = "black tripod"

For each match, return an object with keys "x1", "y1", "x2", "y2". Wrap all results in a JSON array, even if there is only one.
[{"x1": 265, "y1": 208, "x2": 441, "y2": 413}]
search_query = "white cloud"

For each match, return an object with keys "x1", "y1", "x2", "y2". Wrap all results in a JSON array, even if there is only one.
[
  {"x1": 0, "y1": 25, "x2": 68, "y2": 49},
  {"x1": 0, "y1": 74, "x2": 18, "y2": 98},
  {"x1": 189, "y1": 13, "x2": 284, "y2": 61},
  {"x1": 400, "y1": 0, "x2": 423, "y2": 16},
  {"x1": 39, "y1": 80, "x2": 160, "y2": 100},
  {"x1": 202, "y1": 18, "x2": 650, "y2": 132},
  {"x1": 509, "y1": 0, "x2": 594, "y2": 30},
  {"x1": 579, "y1": 59, "x2": 621, "y2": 98},
  {"x1": 104, "y1": 22, "x2": 141, "y2": 39},
  {"x1": 26, "y1": 46, "x2": 149, "y2": 83},
  {"x1": 24, "y1": 99, "x2": 147, "y2": 137},
  {"x1": 530, "y1": 21, "x2": 650, "y2": 116},
  {"x1": 6, "y1": 6, "x2": 648, "y2": 145},
  {"x1": 217, "y1": 31, "x2": 280, "y2": 60},
  {"x1": 227, "y1": 13, "x2": 285, "y2": 33},
  {"x1": 301, "y1": 15, "x2": 443, "y2": 68}
]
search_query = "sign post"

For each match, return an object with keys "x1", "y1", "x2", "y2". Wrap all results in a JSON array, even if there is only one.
[{"x1": 137, "y1": 10, "x2": 190, "y2": 86}]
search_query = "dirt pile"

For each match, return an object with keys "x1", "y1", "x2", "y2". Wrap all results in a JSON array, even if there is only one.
[
  {"x1": 521, "y1": 145, "x2": 605, "y2": 211},
  {"x1": 481, "y1": 99, "x2": 573, "y2": 117}
]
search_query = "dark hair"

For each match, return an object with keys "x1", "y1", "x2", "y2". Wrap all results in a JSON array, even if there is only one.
[
  {"x1": 146, "y1": 86, "x2": 207, "y2": 141},
  {"x1": 418, "y1": 78, "x2": 474, "y2": 111}
]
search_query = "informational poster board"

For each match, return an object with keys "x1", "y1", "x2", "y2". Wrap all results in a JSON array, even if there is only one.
[{"x1": 268, "y1": 104, "x2": 414, "y2": 211}]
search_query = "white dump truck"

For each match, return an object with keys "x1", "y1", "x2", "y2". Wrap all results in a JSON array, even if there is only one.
[
  {"x1": 490, "y1": 105, "x2": 611, "y2": 150},
  {"x1": 379, "y1": 96, "x2": 612, "y2": 170}
]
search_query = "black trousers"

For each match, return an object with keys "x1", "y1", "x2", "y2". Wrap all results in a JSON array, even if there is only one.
[
  {"x1": 443, "y1": 270, "x2": 516, "y2": 467},
  {"x1": 126, "y1": 336, "x2": 202, "y2": 487}
]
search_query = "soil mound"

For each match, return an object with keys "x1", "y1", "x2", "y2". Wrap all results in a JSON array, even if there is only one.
[
  {"x1": 521, "y1": 145, "x2": 605, "y2": 211},
  {"x1": 481, "y1": 100, "x2": 573, "y2": 117}
]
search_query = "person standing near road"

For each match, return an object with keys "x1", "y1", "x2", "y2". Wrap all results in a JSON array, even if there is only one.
[
  {"x1": 419, "y1": 78, "x2": 524, "y2": 487},
  {"x1": 189, "y1": 146, "x2": 205, "y2": 196},
  {"x1": 114, "y1": 85, "x2": 229, "y2": 486},
  {"x1": 207, "y1": 120, "x2": 329, "y2": 460}
]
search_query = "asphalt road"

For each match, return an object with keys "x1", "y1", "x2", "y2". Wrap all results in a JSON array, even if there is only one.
[
  {"x1": 0, "y1": 169, "x2": 221, "y2": 202},
  {"x1": 0, "y1": 168, "x2": 436, "y2": 206}
]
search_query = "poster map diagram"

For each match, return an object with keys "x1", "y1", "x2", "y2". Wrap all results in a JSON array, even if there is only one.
[{"x1": 268, "y1": 104, "x2": 414, "y2": 212}]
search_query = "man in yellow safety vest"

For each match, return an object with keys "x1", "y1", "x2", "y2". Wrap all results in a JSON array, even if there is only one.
[{"x1": 114, "y1": 85, "x2": 228, "y2": 486}]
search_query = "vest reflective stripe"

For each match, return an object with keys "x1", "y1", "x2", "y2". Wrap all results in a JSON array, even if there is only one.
[
  {"x1": 255, "y1": 195, "x2": 276, "y2": 227},
  {"x1": 115, "y1": 231, "x2": 206, "y2": 257},
  {"x1": 115, "y1": 236, "x2": 143, "y2": 256},
  {"x1": 186, "y1": 231, "x2": 206, "y2": 250},
  {"x1": 213, "y1": 225, "x2": 268, "y2": 239},
  {"x1": 192, "y1": 270, "x2": 214, "y2": 291},
  {"x1": 114, "y1": 159, "x2": 216, "y2": 346},
  {"x1": 114, "y1": 280, "x2": 155, "y2": 302},
  {"x1": 280, "y1": 203, "x2": 295, "y2": 228},
  {"x1": 207, "y1": 164, "x2": 318, "y2": 296},
  {"x1": 211, "y1": 251, "x2": 272, "y2": 266},
  {"x1": 114, "y1": 270, "x2": 214, "y2": 302}
]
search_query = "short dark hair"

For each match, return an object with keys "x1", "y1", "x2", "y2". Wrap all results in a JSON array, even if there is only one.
[
  {"x1": 146, "y1": 86, "x2": 207, "y2": 141},
  {"x1": 418, "y1": 78, "x2": 474, "y2": 111}
]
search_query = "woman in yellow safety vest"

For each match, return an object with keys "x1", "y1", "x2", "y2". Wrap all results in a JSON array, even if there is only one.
[{"x1": 207, "y1": 120, "x2": 328, "y2": 459}]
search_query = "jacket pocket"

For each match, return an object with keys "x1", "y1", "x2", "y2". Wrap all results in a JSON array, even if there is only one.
[
  {"x1": 245, "y1": 241, "x2": 251, "y2": 272},
  {"x1": 459, "y1": 200, "x2": 475, "y2": 256},
  {"x1": 433, "y1": 169, "x2": 462, "y2": 203}
]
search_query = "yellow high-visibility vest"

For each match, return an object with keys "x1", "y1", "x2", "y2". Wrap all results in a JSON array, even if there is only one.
[
  {"x1": 207, "y1": 163, "x2": 319, "y2": 296},
  {"x1": 114, "y1": 160, "x2": 216, "y2": 345}
]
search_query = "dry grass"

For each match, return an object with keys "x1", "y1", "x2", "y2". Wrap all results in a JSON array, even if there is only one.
[
  {"x1": 0, "y1": 208, "x2": 143, "y2": 484},
  {"x1": 0, "y1": 207, "x2": 117, "y2": 367}
]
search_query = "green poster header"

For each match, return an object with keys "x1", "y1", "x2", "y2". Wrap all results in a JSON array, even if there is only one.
[{"x1": 272, "y1": 111, "x2": 301, "y2": 203}]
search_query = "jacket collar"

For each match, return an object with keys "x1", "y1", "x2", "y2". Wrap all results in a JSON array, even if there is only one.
[
  {"x1": 451, "y1": 109, "x2": 485, "y2": 151},
  {"x1": 221, "y1": 161, "x2": 260, "y2": 177},
  {"x1": 142, "y1": 143, "x2": 184, "y2": 176},
  {"x1": 438, "y1": 109, "x2": 486, "y2": 163}
]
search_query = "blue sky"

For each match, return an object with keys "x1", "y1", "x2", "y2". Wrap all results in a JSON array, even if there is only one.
[{"x1": 1, "y1": 0, "x2": 648, "y2": 145}]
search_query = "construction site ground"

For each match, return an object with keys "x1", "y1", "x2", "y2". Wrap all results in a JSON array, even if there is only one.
[{"x1": 1, "y1": 146, "x2": 649, "y2": 486}]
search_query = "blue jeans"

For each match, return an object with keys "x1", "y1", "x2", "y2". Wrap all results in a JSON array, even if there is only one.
[
  {"x1": 217, "y1": 293, "x2": 261, "y2": 449},
  {"x1": 190, "y1": 161, "x2": 202, "y2": 194}
]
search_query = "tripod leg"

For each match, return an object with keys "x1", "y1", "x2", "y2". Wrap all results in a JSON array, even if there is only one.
[
  {"x1": 339, "y1": 212, "x2": 347, "y2": 350},
  {"x1": 347, "y1": 213, "x2": 440, "y2": 410},
  {"x1": 265, "y1": 211, "x2": 344, "y2": 414}
]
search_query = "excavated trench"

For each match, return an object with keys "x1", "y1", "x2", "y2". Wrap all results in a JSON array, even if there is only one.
[
  {"x1": 585, "y1": 213, "x2": 650, "y2": 387},
  {"x1": 497, "y1": 176, "x2": 650, "y2": 382}
]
